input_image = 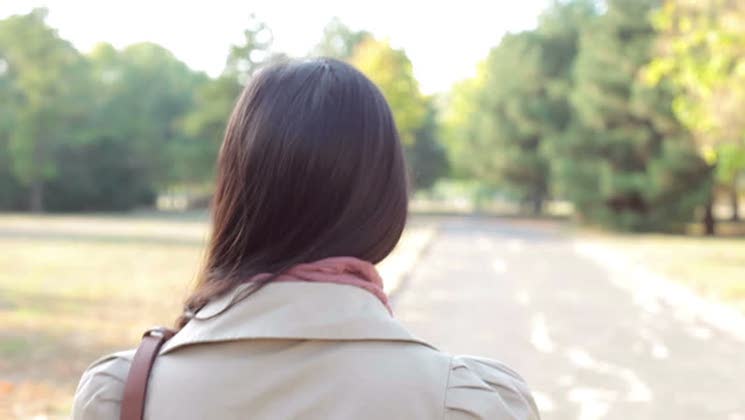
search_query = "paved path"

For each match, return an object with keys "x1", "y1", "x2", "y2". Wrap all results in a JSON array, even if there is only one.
[{"x1": 393, "y1": 217, "x2": 745, "y2": 420}]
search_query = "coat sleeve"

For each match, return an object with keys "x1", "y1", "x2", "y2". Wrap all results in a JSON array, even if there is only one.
[
  {"x1": 72, "y1": 350, "x2": 134, "y2": 420},
  {"x1": 444, "y1": 355, "x2": 540, "y2": 420}
]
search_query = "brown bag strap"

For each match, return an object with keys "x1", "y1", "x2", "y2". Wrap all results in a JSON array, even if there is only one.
[{"x1": 120, "y1": 327, "x2": 176, "y2": 420}]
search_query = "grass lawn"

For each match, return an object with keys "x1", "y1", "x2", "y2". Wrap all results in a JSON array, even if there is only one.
[
  {"x1": 0, "y1": 212, "x2": 434, "y2": 419},
  {"x1": 579, "y1": 225, "x2": 745, "y2": 313}
]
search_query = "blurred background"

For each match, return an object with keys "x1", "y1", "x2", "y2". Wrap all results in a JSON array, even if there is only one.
[{"x1": 0, "y1": 0, "x2": 744, "y2": 419}]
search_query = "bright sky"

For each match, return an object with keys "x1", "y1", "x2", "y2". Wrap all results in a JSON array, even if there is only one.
[{"x1": 1, "y1": 0, "x2": 548, "y2": 94}]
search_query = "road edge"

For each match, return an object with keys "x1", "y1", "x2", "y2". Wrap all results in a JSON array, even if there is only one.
[{"x1": 574, "y1": 239, "x2": 745, "y2": 342}]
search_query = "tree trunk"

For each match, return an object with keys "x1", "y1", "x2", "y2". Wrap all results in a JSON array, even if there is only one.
[
  {"x1": 29, "y1": 179, "x2": 44, "y2": 213},
  {"x1": 703, "y1": 199, "x2": 716, "y2": 236},
  {"x1": 532, "y1": 196, "x2": 543, "y2": 216},
  {"x1": 731, "y1": 177, "x2": 740, "y2": 222}
]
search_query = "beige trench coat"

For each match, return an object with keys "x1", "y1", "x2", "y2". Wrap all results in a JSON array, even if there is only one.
[{"x1": 73, "y1": 282, "x2": 540, "y2": 419}]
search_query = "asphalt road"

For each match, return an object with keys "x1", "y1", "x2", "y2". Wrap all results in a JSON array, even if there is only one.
[{"x1": 392, "y1": 217, "x2": 745, "y2": 420}]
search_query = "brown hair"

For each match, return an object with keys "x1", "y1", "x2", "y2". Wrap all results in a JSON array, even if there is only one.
[{"x1": 177, "y1": 58, "x2": 409, "y2": 328}]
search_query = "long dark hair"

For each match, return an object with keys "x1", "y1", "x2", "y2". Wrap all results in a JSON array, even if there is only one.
[{"x1": 177, "y1": 58, "x2": 409, "y2": 328}]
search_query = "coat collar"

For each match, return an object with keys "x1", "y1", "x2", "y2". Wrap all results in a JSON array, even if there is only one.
[{"x1": 161, "y1": 281, "x2": 436, "y2": 354}]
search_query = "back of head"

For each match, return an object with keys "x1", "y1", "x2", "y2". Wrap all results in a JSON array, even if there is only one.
[{"x1": 181, "y1": 58, "x2": 409, "y2": 321}]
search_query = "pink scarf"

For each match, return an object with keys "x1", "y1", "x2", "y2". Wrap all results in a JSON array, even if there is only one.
[{"x1": 251, "y1": 257, "x2": 392, "y2": 315}]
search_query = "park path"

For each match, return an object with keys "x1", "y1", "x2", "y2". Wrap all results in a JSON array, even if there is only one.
[{"x1": 392, "y1": 217, "x2": 745, "y2": 420}]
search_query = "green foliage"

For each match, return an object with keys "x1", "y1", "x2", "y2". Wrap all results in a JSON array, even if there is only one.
[
  {"x1": 44, "y1": 137, "x2": 157, "y2": 211},
  {"x1": 0, "y1": 10, "x2": 449, "y2": 212},
  {"x1": 646, "y1": 0, "x2": 745, "y2": 150},
  {"x1": 224, "y1": 14, "x2": 277, "y2": 84},
  {"x1": 2, "y1": 3, "x2": 730, "y2": 224},
  {"x1": 0, "y1": 11, "x2": 282, "y2": 211},
  {"x1": 718, "y1": 144, "x2": 745, "y2": 183},
  {"x1": 444, "y1": 0, "x2": 711, "y2": 230},
  {"x1": 314, "y1": 18, "x2": 371, "y2": 59},
  {"x1": 470, "y1": 32, "x2": 549, "y2": 211},
  {"x1": 350, "y1": 38, "x2": 426, "y2": 146},
  {"x1": 88, "y1": 42, "x2": 207, "y2": 188},
  {"x1": 0, "y1": 8, "x2": 93, "y2": 211},
  {"x1": 0, "y1": 10, "x2": 208, "y2": 211},
  {"x1": 442, "y1": 73, "x2": 486, "y2": 179},
  {"x1": 646, "y1": 0, "x2": 745, "y2": 218},
  {"x1": 349, "y1": 37, "x2": 448, "y2": 189},
  {"x1": 0, "y1": 135, "x2": 26, "y2": 210},
  {"x1": 406, "y1": 100, "x2": 448, "y2": 190},
  {"x1": 179, "y1": 15, "x2": 279, "y2": 186},
  {"x1": 557, "y1": 0, "x2": 710, "y2": 231},
  {"x1": 445, "y1": 1, "x2": 597, "y2": 213},
  {"x1": 178, "y1": 75, "x2": 241, "y2": 183}
]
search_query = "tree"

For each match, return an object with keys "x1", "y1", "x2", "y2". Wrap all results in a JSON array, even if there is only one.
[
  {"x1": 0, "y1": 8, "x2": 92, "y2": 211},
  {"x1": 180, "y1": 15, "x2": 279, "y2": 189},
  {"x1": 407, "y1": 99, "x2": 448, "y2": 190},
  {"x1": 443, "y1": 1, "x2": 597, "y2": 213},
  {"x1": 717, "y1": 145, "x2": 745, "y2": 220},
  {"x1": 532, "y1": 1, "x2": 601, "y2": 213},
  {"x1": 482, "y1": 32, "x2": 551, "y2": 213},
  {"x1": 556, "y1": 0, "x2": 710, "y2": 231},
  {"x1": 646, "y1": 0, "x2": 745, "y2": 224},
  {"x1": 349, "y1": 38, "x2": 447, "y2": 190},
  {"x1": 0, "y1": 10, "x2": 207, "y2": 212},
  {"x1": 178, "y1": 75, "x2": 241, "y2": 185},
  {"x1": 350, "y1": 38, "x2": 427, "y2": 147},
  {"x1": 224, "y1": 14, "x2": 276, "y2": 84},
  {"x1": 0, "y1": 12, "x2": 289, "y2": 211},
  {"x1": 443, "y1": 33, "x2": 554, "y2": 212},
  {"x1": 84, "y1": 42, "x2": 206, "y2": 207},
  {"x1": 314, "y1": 17, "x2": 371, "y2": 59},
  {"x1": 442, "y1": 68, "x2": 488, "y2": 180},
  {"x1": 0, "y1": 111, "x2": 26, "y2": 209},
  {"x1": 350, "y1": 38, "x2": 427, "y2": 145},
  {"x1": 0, "y1": 29, "x2": 25, "y2": 209}
]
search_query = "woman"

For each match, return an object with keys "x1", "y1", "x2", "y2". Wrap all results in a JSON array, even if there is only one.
[{"x1": 73, "y1": 58, "x2": 539, "y2": 420}]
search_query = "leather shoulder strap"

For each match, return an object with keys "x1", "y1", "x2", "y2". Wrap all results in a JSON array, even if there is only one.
[{"x1": 120, "y1": 327, "x2": 176, "y2": 420}]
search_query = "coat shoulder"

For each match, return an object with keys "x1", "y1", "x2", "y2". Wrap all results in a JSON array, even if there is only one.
[
  {"x1": 444, "y1": 355, "x2": 540, "y2": 420},
  {"x1": 72, "y1": 349, "x2": 134, "y2": 420}
]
